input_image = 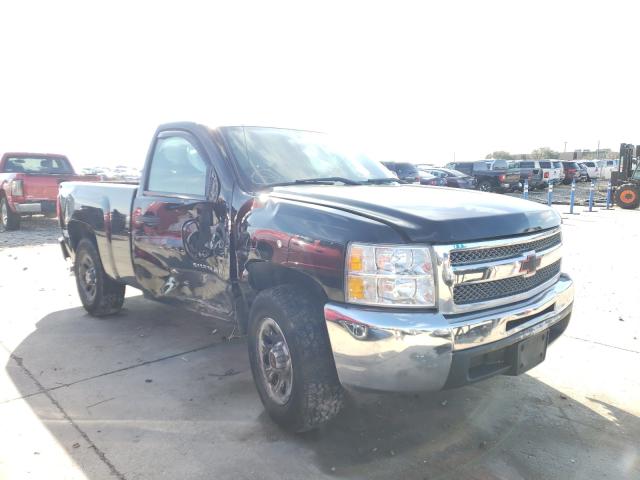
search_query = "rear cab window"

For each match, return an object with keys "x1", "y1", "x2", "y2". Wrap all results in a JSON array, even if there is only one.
[
  {"x1": 2, "y1": 156, "x2": 73, "y2": 174},
  {"x1": 539, "y1": 161, "x2": 552, "y2": 168},
  {"x1": 491, "y1": 160, "x2": 508, "y2": 170}
]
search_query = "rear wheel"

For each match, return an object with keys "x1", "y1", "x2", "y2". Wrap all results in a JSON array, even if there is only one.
[
  {"x1": 616, "y1": 185, "x2": 640, "y2": 209},
  {"x1": 74, "y1": 239, "x2": 125, "y2": 316},
  {"x1": 477, "y1": 180, "x2": 494, "y2": 192},
  {"x1": 0, "y1": 197, "x2": 20, "y2": 232},
  {"x1": 248, "y1": 285, "x2": 344, "y2": 432}
]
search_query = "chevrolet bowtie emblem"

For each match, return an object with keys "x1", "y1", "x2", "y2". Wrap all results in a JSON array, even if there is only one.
[{"x1": 519, "y1": 251, "x2": 541, "y2": 278}]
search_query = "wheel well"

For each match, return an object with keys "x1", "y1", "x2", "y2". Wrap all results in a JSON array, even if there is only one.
[
  {"x1": 241, "y1": 261, "x2": 329, "y2": 331},
  {"x1": 67, "y1": 220, "x2": 97, "y2": 252}
]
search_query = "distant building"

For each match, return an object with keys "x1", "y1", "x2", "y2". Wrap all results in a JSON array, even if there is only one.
[{"x1": 560, "y1": 149, "x2": 617, "y2": 161}]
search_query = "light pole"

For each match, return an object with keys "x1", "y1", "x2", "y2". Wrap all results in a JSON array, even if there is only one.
[{"x1": 564, "y1": 141, "x2": 567, "y2": 153}]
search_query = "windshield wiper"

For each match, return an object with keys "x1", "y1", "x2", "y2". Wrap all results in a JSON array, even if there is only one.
[
  {"x1": 266, "y1": 177, "x2": 361, "y2": 188},
  {"x1": 361, "y1": 178, "x2": 404, "y2": 184}
]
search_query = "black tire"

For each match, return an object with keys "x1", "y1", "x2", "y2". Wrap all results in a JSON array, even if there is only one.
[
  {"x1": 615, "y1": 185, "x2": 640, "y2": 209},
  {"x1": 0, "y1": 197, "x2": 20, "y2": 231},
  {"x1": 248, "y1": 284, "x2": 344, "y2": 432},
  {"x1": 74, "y1": 238, "x2": 125, "y2": 316},
  {"x1": 477, "y1": 180, "x2": 494, "y2": 192}
]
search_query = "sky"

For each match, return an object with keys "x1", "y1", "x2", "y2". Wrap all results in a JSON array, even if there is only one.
[{"x1": 1, "y1": 0, "x2": 639, "y2": 169}]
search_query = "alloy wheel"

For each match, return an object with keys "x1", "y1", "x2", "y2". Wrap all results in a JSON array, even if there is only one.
[
  {"x1": 77, "y1": 252, "x2": 98, "y2": 302},
  {"x1": 256, "y1": 317, "x2": 293, "y2": 405}
]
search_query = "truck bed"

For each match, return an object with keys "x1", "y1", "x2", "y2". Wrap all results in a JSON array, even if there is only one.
[{"x1": 58, "y1": 181, "x2": 138, "y2": 281}]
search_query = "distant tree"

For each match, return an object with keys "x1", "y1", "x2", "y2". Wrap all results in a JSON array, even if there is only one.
[
  {"x1": 485, "y1": 150, "x2": 513, "y2": 160},
  {"x1": 531, "y1": 147, "x2": 560, "y2": 159}
]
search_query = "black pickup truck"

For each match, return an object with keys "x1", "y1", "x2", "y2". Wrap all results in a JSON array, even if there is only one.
[
  {"x1": 58, "y1": 123, "x2": 574, "y2": 431},
  {"x1": 446, "y1": 160, "x2": 521, "y2": 192}
]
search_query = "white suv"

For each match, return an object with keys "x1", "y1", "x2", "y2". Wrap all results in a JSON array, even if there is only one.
[{"x1": 597, "y1": 159, "x2": 619, "y2": 180}]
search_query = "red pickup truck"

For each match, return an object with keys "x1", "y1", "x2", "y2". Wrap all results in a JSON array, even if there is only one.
[{"x1": 0, "y1": 152, "x2": 99, "y2": 231}]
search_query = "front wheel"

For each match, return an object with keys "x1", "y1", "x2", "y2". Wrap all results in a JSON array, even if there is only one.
[
  {"x1": 0, "y1": 197, "x2": 20, "y2": 232},
  {"x1": 616, "y1": 185, "x2": 640, "y2": 209},
  {"x1": 248, "y1": 285, "x2": 344, "y2": 432},
  {"x1": 74, "y1": 239, "x2": 126, "y2": 316}
]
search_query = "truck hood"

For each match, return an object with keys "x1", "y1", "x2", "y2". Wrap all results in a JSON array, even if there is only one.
[{"x1": 269, "y1": 184, "x2": 560, "y2": 243}]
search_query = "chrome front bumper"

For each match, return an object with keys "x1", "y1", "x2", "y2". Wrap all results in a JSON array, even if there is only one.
[{"x1": 325, "y1": 274, "x2": 574, "y2": 392}]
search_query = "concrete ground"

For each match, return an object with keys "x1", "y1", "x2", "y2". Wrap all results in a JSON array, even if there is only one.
[{"x1": 1, "y1": 208, "x2": 639, "y2": 480}]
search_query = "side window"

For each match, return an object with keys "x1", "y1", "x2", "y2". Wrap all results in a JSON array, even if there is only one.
[{"x1": 147, "y1": 136, "x2": 208, "y2": 197}]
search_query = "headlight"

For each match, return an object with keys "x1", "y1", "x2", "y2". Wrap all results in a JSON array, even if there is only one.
[{"x1": 346, "y1": 243, "x2": 435, "y2": 307}]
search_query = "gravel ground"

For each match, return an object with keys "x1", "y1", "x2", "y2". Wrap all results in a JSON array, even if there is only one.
[
  {"x1": 1, "y1": 207, "x2": 639, "y2": 480},
  {"x1": 0, "y1": 217, "x2": 60, "y2": 249}
]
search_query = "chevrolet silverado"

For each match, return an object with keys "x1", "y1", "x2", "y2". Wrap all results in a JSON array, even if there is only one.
[{"x1": 58, "y1": 123, "x2": 574, "y2": 431}]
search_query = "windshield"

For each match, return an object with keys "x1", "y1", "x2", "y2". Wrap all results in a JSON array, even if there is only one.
[
  {"x1": 438, "y1": 168, "x2": 466, "y2": 177},
  {"x1": 3, "y1": 156, "x2": 73, "y2": 174},
  {"x1": 221, "y1": 127, "x2": 395, "y2": 189}
]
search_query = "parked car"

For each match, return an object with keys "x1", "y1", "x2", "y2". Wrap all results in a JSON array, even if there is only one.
[
  {"x1": 58, "y1": 122, "x2": 574, "y2": 432},
  {"x1": 0, "y1": 152, "x2": 100, "y2": 231},
  {"x1": 416, "y1": 170, "x2": 447, "y2": 186},
  {"x1": 382, "y1": 162, "x2": 420, "y2": 183},
  {"x1": 509, "y1": 160, "x2": 545, "y2": 190},
  {"x1": 576, "y1": 163, "x2": 590, "y2": 182},
  {"x1": 560, "y1": 161, "x2": 581, "y2": 184},
  {"x1": 537, "y1": 160, "x2": 563, "y2": 186},
  {"x1": 445, "y1": 160, "x2": 520, "y2": 192},
  {"x1": 422, "y1": 167, "x2": 476, "y2": 189},
  {"x1": 578, "y1": 161, "x2": 600, "y2": 180}
]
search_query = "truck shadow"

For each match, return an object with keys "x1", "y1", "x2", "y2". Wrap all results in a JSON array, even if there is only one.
[{"x1": 5, "y1": 298, "x2": 640, "y2": 480}]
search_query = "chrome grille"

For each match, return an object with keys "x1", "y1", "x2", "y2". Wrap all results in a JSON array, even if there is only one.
[
  {"x1": 453, "y1": 260, "x2": 561, "y2": 305},
  {"x1": 449, "y1": 232, "x2": 561, "y2": 266}
]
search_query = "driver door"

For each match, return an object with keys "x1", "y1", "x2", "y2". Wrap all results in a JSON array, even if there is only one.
[{"x1": 132, "y1": 131, "x2": 233, "y2": 319}]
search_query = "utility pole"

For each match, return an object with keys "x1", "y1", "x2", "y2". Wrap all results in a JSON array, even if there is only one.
[
  {"x1": 596, "y1": 140, "x2": 600, "y2": 160},
  {"x1": 564, "y1": 141, "x2": 567, "y2": 153}
]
